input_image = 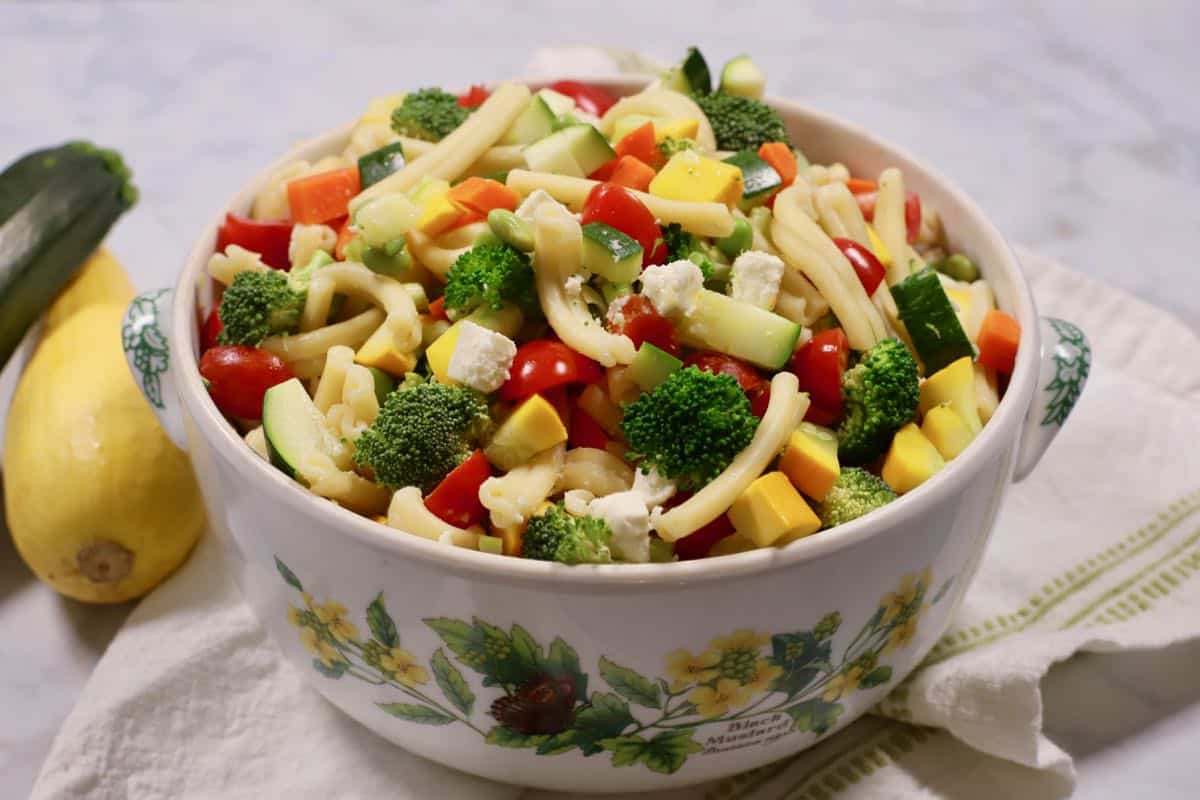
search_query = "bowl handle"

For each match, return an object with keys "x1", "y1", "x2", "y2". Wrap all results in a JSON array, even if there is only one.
[
  {"x1": 122, "y1": 288, "x2": 189, "y2": 452},
  {"x1": 1012, "y1": 317, "x2": 1090, "y2": 481}
]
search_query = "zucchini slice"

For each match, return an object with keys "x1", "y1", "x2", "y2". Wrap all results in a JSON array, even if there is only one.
[{"x1": 891, "y1": 267, "x2": 976, "y2": 374}]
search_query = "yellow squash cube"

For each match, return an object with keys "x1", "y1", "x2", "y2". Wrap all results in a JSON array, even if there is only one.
[
  {"x1": 427, "y1": 305, "x2": 525, "y2": 385},
  {"x1": 484, "y1": 395, "x2": 568, "y2": 471},
  {"x1": 919, "y1": 357, "x2": 982, "y2": 433},
  {"x1": 708, "y1": 532, "x2": 757, "y2": 557},
  {"x1": 408, "y1": 176, "x2": 452, "y2": 207},
  {"x1": 424, "y1": 323, "x2": 463, "y2": 385},
  {"x1": 881, "y1": 423, "x2": 946, "y2": 494},
  {"x1": 418, "y1": 193, "x2": 466, "y2": 237},
  {"x1": 649, "y1": 151, "x2": 744, "y2": 207},
  {"x1": 778, "y1": 422, "x2": 841, "y2": 501},
  {"x1": 728, "y1": 471, "x2": 822, "y2": 548},
  {"x1": 360, "y1": 92, "x2": 406, "y2": 125},
  {"x1": 354, "y1": 326, "x2": 417, "y2": 377},
  {"x1": 654, "y1": 118, "x2": 700, "y2": 141},
  {"x1": 921, "y1": 405, "x2": 974, "y2": 461},
  {"x1": 866, "y1": 225, "x2": 893, "y2": 268}
]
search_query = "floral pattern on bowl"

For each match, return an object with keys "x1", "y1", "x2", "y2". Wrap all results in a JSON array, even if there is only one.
[{"x1": 276, "y1": 557, "x2": 952, "y2": 775}]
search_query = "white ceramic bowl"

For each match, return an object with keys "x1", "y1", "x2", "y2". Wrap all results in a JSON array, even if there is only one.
[{"x1": 121, "y1": 78, "x2": 1090, "y2": 793}]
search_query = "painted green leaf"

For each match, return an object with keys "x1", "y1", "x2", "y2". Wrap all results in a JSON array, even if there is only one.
[
  {"x1": 275, "y1": 557, "x2": 302, "y2": 591},
  {"x1": 424, "y1": 618, "x2": 490, "y2": 676},
  {"x1": 535, "y1": 730, "x2": 580, "y2": 756},
  {"x1": 785, "y1": 697, "x2": 844, "y2": 735},
  {"x1": 431, "y1": 648, "x2": 474, "y2": 715},
  {"x1": 598, "y1": 734, "x2": 649, "y2": 768},
  {"x1": 367, "y1": 592, "x2": 399, "y2": 649},
  {"x1": 509, "y1": 624, "x2": 544, "y2": 676},
  {"x1": 376, "y1": 703, "x2": 455, "y2": 725},
  {"x1": 311, "y1": 658, "x2": 347, "y2": 679},
  {"x1": 598, "y1": 656, "x2": 661, "y2": 709},
  {"x1": 859, "y1": 665, "x2": 893, "y2": 689},
  {"x1": 543, "y1": 637, "x2": 588, "y2": 699},
  {"x1": 599, "y1": 730, "x2": 702, "y2": 774},
  {"x1": 570, "y1": 691, "x2": 636, "y2": 756},
  {"x1": 486, "y1": 726, "x2": 549, "y2": 748},
  {"x1": 769, "y1": 632, "x2": 831, "y2": 697},
  {"x1": 932, "y1": 576, "x2": 955, "y2": 605}
]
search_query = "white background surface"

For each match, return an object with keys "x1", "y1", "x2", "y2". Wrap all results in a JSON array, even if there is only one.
[{"x1": 1, "y1": 1, "x2": 1197, "y2": 797}]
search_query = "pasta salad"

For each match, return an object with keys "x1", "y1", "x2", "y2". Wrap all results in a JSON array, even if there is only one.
[{"x1": 196, "y1": 47, "x2": 1021, "y2": 564}]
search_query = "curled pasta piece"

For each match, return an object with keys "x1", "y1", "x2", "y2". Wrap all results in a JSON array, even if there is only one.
[
  {"x1": 252, "y1": 160, "x2": 310, "y2": 221},
  {"x1": 289, "y1": 224, "x2": 337, "y2": 270},
  {"x1": 343, "y1": 121, "x2": 401, "y2": 162},
  {"x1": 875, "y1": 167, "x2": 926, "y2": 285},
  {"x1": 772, "y1": 187, "x2": 887, "y2": 351},
  {"x1": 398, "y1": 136, "x2": 525, "y2": 177},
  {"x1": 297, "y1": 451, "x2": 390, "y2": 516},
  {"x1": 408, "y1": 221, "x2": 490, "y2": 279},
  {"x1": 300, "y1": 263, "x2": 421, "y2": 358},
  {"x1": 600, "y1": 87, "x2": 716, "y2": 152},
  {"x1": 815, "y1": 182, "x2": 870, "y2": 248},
  {"x1": 261, "y1": 308, "x2": 384, "y2": 363},
  {"x1": 313, "y1": 345, "x2": 355, "y2": 412},
  {"x1": 653, "y1": 372, "x2": 809, "y2": 542},
  {"x1": 532, "y1": 204, "x2": 636, "y2": 366},
  {"x1": 325, "y1": 363, "x2": 380, "y2": 441},
  {"x1": 554, "y1": 447, "x2": 635, "y2": 498},
  {"x1": 208, "y1": 244, "x2": 269, "y2": 286},
  {"x1": 975, "y1": 363, "x2": 1000, "y2": 423},
  {"x1": 507, "y1": 170, "x2": 735, "y2": 238},
  {"x1": 387, "y1": 486, "x2": 483, "y2": 549},
  {"x1": 479, "y1": 444, "x2": 565, "y2": 529},
  {"x1": 775, "y1": 267, "x2": 831, "y2": 327},
  {"x1": 351, "y1": 83, "x2": 532, "y2": 212},
  {"x1": 800, "y1": 162, "x2": 850, "y2": 188}
]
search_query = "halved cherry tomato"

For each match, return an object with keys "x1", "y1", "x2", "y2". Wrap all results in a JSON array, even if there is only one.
[
  {"x1": 614, "y1": 121, "x2": 663, "y2": 169},
  {"x1": 458, "y1": 84, "x2": 490, "y2": 108},
  {"x1": 569, "y1": 400, "x2": 610, "y2": 450},
  {"x1": 200, "y1": 308, "x2": 223, "y2": 352},
  {"x1": 905, "y1": 191, "x2": 921, "y2": 243},
  {"x1": 199, "y1": 346, "x2": 294, "y2": 421},
  {"x1": 499, "y1": 340, "x2": 603, "y2": 401},
  {"x1": 789, "y1": 328, "x2": 850, "y2": 425},
  {"x1": 542, "y1": 386, "x2": 572, "y2": 427},
  {"x1": 427, "y1": 296, "x2": 449, "y2": 322},
  {"x1": 424, "y1": 450, "x2": 491, "y2": 527},
  {"x1": 215, "y1": 213, "x2": 293, "y2": 271},
  {"x1": 581, "y1": 183, "x2": 666, "y2": 265},
  {"x1": 832, "y1": 238, "x2": 886, "y2": 296},
  {"x1": 684, "y1": 352, "x2": 770, "y2": 418},
  {"x1": 607, "y1": 295, "x2": 679, "y2": 356},
  {"x1": 674, "y1": 513, "x2": 735, "y2": 560},
  {"x1": 548, "y1": 80, "x2": 618, "y2": 116}
]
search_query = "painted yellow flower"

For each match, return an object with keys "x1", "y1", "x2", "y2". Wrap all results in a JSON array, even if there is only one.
[
  {"x1": 690, "y1": 678, "x2": 752, "y2": 718},
  {"x1": 886, "y1": 616, "x2": 920, "y2": 653},
  {"x1": 314, "y1": 600, "x2": 360, "y2": 643},
  {"x1": 880, "y1": 570, "x2": 928, "y2": 622},
  {"x1": 379, "y1": 647, "x2": 430, "y2": 688},
  {"x1": 299, "y1": 627, "x2": 343, "y2": 668},
  {"x1": 287, "y1": 606, "x2": 304, "y2": 627},
  {"x1": 302, "y1": 592, "x2": 315, "y2": 610},
  {"x1": 822, "y1": 666, "x2": 865, "y2": 702},
  {"x1": 663, "y1": 649, "x2": 720, "y2": 691},
  {"x1": 742, "y1": 660, "x2": 783, "y2": 693},
  {"x1": 708, "y1": 630, "x2": 770, "y2": 654}
]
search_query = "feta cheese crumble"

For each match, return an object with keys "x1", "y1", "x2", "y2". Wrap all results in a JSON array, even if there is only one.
[
  {"x1": 639, "y1": 259, "x2": 705, "y2": 317},
  {"x1": 730, "y1": 250, "x2": 786, "y2": 310},
  {"x1": 589, "y1": 491, "x2": 652, "y2": 563},
  {"x1": 447, "y1": 321, "x2": 517, "y2": 393}
]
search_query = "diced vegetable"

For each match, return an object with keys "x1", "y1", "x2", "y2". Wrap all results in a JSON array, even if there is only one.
[
  {"x1": 932, "y1": 252, "x2": 980, "y2": 282},
  {"x1": 649, "y1": 151, "x2": 743, "y2": 207},
  {"x1": 200, "y1": 346, "x2": 294, "y2": 422},
  {"x1": 607, "y1": 295, "x2": 679, "y2": 356},
  {"x1": 581, "y1": 183, "x2": 665, "y2": 265},
  {"x1": 918, "y1": 357, "x2": 982, "y2": 434},
  {"x1": 881, "y1": 423, "x2": 945, "y2": 494},
  {"x1": 261, "y1": 377, "x2": 340, "y2": 478},
  {"x1": 614, "y1": 121, "x2": 662, "y2": 168},
  {"x1": 499, "y1": 339, "x2": 603, "y2": 401},
  {"x1": 216, "y1": 213, "x2": 292, "y2": 270},
  {"x1": 523, "y1": 124, "x2": 617, "y2": 178},
  {"x1": 487, "y1": 208, "x2": 535, "y2": 252},
  {"x1": 722, "y1": 150, "x2": 782, "y2": 206},
  {"x1": 354, "y1": 192, "x2": 421, "y2": 247},
  {"x1": 716, "y1": 217, "x2": 753, "y2": 259},
  {"x1": 355, "y1": 325, "x2": 418, "y2": 377},
  {"x1": 547, "y1": 81, "x2": 618, "y2": 116},
  {"x1": 457, "y1": 84, "x2": 490, "y2": 108},
  {"x1": 728, "y1": 471, "x2": 821, "y2": 547},
  {"x1": 581, "y1": 222, "x2": 644, "y2": 283},
  {"x1": 920, "y1": 406, "x2": 974, "y2": 461},
  {"x1": 367, "y1": 367, "x2": 396, "y2": 404},
  {"x1": 424, "y1": 449, "x2": 491, "y2": 527},
  {"x1": 499, "y1": 94, "x2": 559, "y2": 145},
  {"x1": 627, "y1": 342, "x2": 683, "y2": 392},
  {"x1": 757, "y1": 142, "x2": 798, "y2": 188},
  {"x1": 677, "y1": 289, "x2": 802, "y2": 370},
  {"x1": 447, "y1": 177, "x2": 520, "y2": 216},
  {"x1": 287, "y1": 167, "x2": 361, "y2": 224},
  {"x1": 607, "y1": 156, "x2": 656, "y2": 192},
  {"x1": 663, "y1": 47, "x2": 712, "y2": 95},
  {"x1": 778, "y1": 422, "x2": 841, "y2": 501},
  {"x1": 789, "y1": 328, "x2": 849, "y2": 426},
  {"x1": 357, "y1": 141, "x2": 406, "y2": 189},
  {"x1": 891, "y1": 267, "x2": 976, "y2": 374},
  {"x1": 832, "y1": 237, "x2": 886, "y2": 296},
  {"x1": 719, "y1": 55, "x2": 766, "y2": 100},
  {"x1": 683, "y1": 351, "x2": 770, "y2": 418},
  {"x1": 484, "y1": 394, "x2": 568, "y2": 471},
  {"x1": 976, "y1": 309, "x2": 1021, "y2": 374}
]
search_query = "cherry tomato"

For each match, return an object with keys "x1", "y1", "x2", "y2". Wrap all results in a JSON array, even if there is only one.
[
  {"x1": 215, "y1": 213, "x2": 292, "y2": 271},
  {"x1": 199, "y1": 346, "x2": 294, "y2": 421},
  {"x1": 674, "y1": 514, "x2": 735, "y2": 560},
  {"x1": 569, "y1": 402, "x2": 610, "y2": 450},
  {"x1": 457, "y1": 84, "x2": 490, "y2": 108},
  {"x1": 832, "y1": 238, "x2": 886, "y2": 296},
  {"x1": 905, "y1": 191, "x2": 922, "y2": 244},
  {"x1": 547, "y1": 80, "x2": 618, "y2": 116},
  {"x1": 424, "y1": 450, "x2": 491, "y2": 527},
  {"x1": 684, "y1": 352, "x2": 770, "y2": 418},
  {"x1": 541, "y1": 386, "x2": 572, "y2": 427},
  {"x1": 499, "y1": 340, "x2": 603, "y2": 401},
  {"x1": 580, "y1": 183, "x2": 666, "y2": 265},
  {"x1": 200, "y1": 308, "x2": 223, "y2": 352},
  {"x1": 607, "y1": 295, "x2": 679, "y2": 356},
  {"x1": 789, "y1": 328, "x2": 850, "y2": 425}
]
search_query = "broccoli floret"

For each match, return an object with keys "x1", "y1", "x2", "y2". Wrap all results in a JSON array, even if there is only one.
[
  {"x1": 390, "y1": 88, "x2": 471, "y2": 142},
  {"x1": 691, "y1": 92, "x2": 791, "y2": 152},
  {"x1": 621, "y1": 366, "x2": 758, "y2": 490},
  {"x1": 658, "y1": 136, "x2": 697, "y2": 159},
  {"x1": 837, "y1": 339, "x2": 920, "y2": 464},
  {"x1": 443, "y1": 244, "x2": 538, "y2": 317},
  {"x1": 818, "y1": 467, "x2": 897, "y2": 528},
  {"x1": 522, "y1": 503, "x2": 614, "y2": 564},
  {"x1": 216, "y1": 269, "x2": 305, "y2": 346},
  {"x1": 661, "y1": 223, "x2": 719, "y2": 280},
  {"x1": 352, "y1": 374, "x2": 490, "y2": 492}
]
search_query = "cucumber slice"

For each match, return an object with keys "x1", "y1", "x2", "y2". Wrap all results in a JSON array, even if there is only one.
[
  {"x1": 499, "y1": 95, "x2": 559, "y2": 146},
  {"x1": 354, "y1": 192, "x2": 421, "y2": 247},
  {"x1": 891, "y1": 267, "x2": 976, "y2": 374},
  {"x1": 581, "y1": 222, "x2": 643, "y2": 283},
  {"x1": 599, "y1": 279, "x2": 633, "y2": 305},
  {"x1": 522, "y1": 124, "x2": 616, "y2": 178},
  {"x1": 678, "y1": 289, "x2": 802, "y2": 369},
  {"x1": 719, "y1": 55, "x2": 766, "y2": 100},
  {"x1": 367, "y1": 367, "x2": 396, "y2": 404},
  {"x1": 537, "y1": 88, "x2": 577, "y2": 117},
  {"x1": 723, "y1": 150, "x2": 782, "y2": 206},
  {"x1": 664, "y1": 47, "x2": 712, "y2": 95},
  {"x1": 262, "y1": 378, "x2": 344, "y2": 479},
  {"x1": 627, "y1": 342, "x2": 682, "y2": 392},
  {"x1": 357, "y1": 141, "x2": 405, "y2": 189}
]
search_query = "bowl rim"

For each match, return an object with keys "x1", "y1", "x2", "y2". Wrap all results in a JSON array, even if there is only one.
[{"x1": 173, "y1": 76, "x2": 1039, "y2": 589}]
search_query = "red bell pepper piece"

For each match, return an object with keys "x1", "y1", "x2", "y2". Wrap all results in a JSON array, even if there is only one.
[
  {"x1": 215, "y1": 213, "x2": 293, "y2": 271},
  {"x1": 606, "y1": 295, "x2": 679, "y2": 357},
  {"x1": 424, "y1": 450, "x2": 492, "y2": 528}
]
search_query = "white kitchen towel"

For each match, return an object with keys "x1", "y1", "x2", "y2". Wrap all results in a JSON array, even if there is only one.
[{"x1": 28, "y1": 49, "x2": 1200, "y2": 799}]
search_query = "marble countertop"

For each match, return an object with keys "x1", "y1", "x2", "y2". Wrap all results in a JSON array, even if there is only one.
[{"x1": 1, "y1": 1, "x2": 1197, "y2": 797}]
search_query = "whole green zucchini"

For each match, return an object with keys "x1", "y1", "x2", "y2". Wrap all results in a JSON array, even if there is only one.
[{"x1": 0, "y1": 142, "x2": 136, "y2": 368}]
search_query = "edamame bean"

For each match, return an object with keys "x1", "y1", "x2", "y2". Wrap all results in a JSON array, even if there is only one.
[{"x1": 487, "y1": 208, "x2": 535, "y2": 252}]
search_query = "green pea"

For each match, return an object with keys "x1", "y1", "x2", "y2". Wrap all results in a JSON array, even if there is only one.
[
  {"x1": 472, "y1": 229, "x2": 503, "y2": 248},
  {"x1": 599, "y1": 279, "x2": 633, "y2": 305},
  {"x1": 933, "y1": 253, "x2": 979, "y2": 282},
  {"x1": 487, "y1": 208, "x2": 535, "y2": 252},
  {"x1": 717, "y1": 217, "x2": 753, "y2": 259}
]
